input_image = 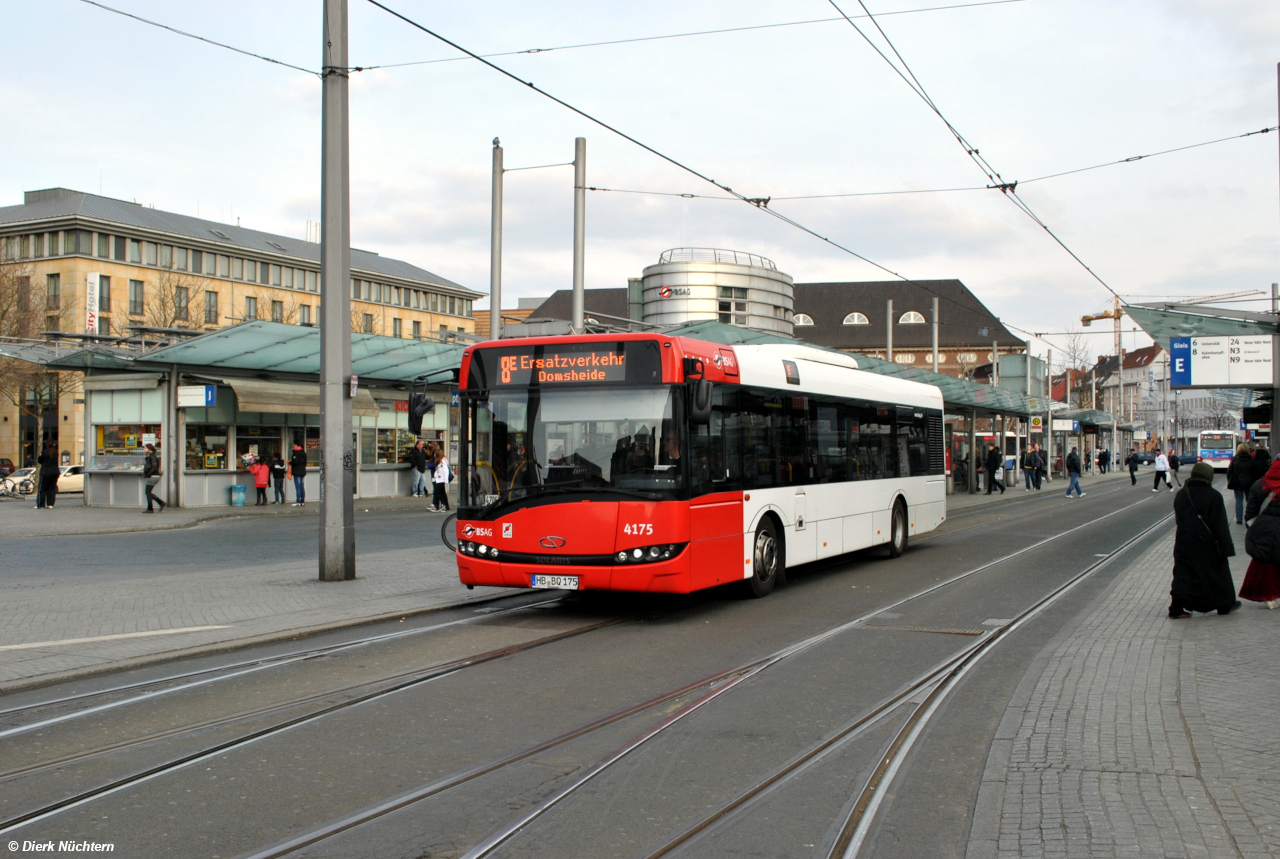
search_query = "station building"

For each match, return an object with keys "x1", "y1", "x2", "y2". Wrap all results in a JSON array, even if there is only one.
[{"x1": 0, "y1": 187, "x2": 482, "y2": 469}]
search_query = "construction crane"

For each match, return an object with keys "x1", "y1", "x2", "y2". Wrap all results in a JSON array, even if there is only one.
[
  {"x1": 1081, "y1": 289, "x2": 1266, "y2": 358},
  {"x1": 1081, "y1": 296, "x2": 1124, "y2": 360}
]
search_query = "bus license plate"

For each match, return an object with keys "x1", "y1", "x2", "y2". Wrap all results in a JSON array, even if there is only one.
[{"x1": 530, "y1": 574, "x2": 579, "y2": 590}]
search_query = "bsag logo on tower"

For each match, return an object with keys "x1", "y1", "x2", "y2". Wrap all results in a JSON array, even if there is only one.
[{"x1": 658, "y1": 285, "x2": 690, "y2": 298}]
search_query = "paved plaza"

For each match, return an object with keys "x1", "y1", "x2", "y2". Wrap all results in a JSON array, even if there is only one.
[{"x1": 967, "y1": 521, "x2": 1280, "y2": 859}]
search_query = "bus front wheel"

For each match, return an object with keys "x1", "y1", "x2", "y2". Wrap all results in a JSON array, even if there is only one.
[
  {"x1": 887, "y1": 502, "x2": 908, "y2": 558},
  {"x1": 745, "y1": 518, "x2": 782, "y2": 598}
]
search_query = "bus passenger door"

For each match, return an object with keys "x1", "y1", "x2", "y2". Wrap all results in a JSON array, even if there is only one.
[{"x1": 689, "y1": 390, "x2": 743, "y2": 591}]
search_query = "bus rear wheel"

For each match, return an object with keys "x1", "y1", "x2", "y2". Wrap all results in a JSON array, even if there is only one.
[
  {"x1": 887, "y1": 501, "x2": 908, "y2": 558},
  {"x1": 745, "y1": 518, "x2": 781, "y2": 598}
]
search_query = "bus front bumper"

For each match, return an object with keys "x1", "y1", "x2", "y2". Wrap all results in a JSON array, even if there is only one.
[{"x1": 457, "y1": 553, "x2": 693, "y2": 593}]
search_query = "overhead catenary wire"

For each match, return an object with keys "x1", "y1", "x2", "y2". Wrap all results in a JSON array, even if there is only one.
[
  {"x1": 74, "y1": 0, "x2": 319, "y2": 76},
  {"x1": 355, "y1": 0, "x2": 1031, "y2": 71},
  {"x1": 362, "y1": 0, "x2": 999, "y2": 323},
  {"x1": 826, "y1": 0, "x2": 1125, "y2": 301}
]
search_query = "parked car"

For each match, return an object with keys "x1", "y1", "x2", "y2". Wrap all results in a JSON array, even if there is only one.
[
  {"x1": 1177, "y1": 453, "x2": 1200, "y2": 467},
  {"x1": 0, "y1": 458, "x2": 13, "y2": 477},
  {"x1": 1133, "y1": 451, "x2": 1157, "y2": 465},
  {"x1": 57, "y1": 465, "x2": 85, "y2": 493},
  {"x1": 4, "y1": 467, "x2": 38, "y2": 495}
]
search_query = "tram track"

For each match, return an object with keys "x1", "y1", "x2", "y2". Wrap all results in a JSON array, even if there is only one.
[
  {"x1": 638, "y1": 511, "x2": 1175, "y2": 859},
  {"x1": 0, "y1": 482, "x2": 1161, "y2": 852},
  {"x1": 0, "y1": 592, "x2": 565, "y2": 732},
  {"x1": 0, "y1": 611, "x2": 640, "y2": 836},
  {"x1": 219, "y1": 491, "x2": 1159, "y2": 859}
]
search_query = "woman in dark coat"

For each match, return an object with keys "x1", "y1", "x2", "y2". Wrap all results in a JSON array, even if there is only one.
[
  {"x1": 1169, "y1": 462, "x2": 1240, "y2": 618},
  {"x1": 1225, "y1": 444, "x2": 1253, "y2": 524},
  {"x1": 1241, "y1": 458, "x2": 1280, "y2": 609}
]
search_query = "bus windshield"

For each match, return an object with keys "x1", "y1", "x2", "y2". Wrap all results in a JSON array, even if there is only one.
[
  {"x1": 1200, "y1": 434, "x2": 1235, "y2": 450},
  {"x1": 464, "y1": 385, "x2": 685, "y2": 510}
]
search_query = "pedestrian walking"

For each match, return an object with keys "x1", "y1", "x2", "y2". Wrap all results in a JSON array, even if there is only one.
[
  {"x1": 984, "y1": 443, "x2": 1005, "y2": 495},
  {"x1": 270, "y1": 454, "x2": 287, "y2": 504},
  {"x1": 248, "y1": 456, "x2": 270, "y2": 506},
  {"x1": 431, "y1": 448, "x2": 451, "y2": 511},
  {"x1": 1085, "y1": 449, "x2": 1093, "y2": 474},
  {"x1": 1153, "y1": 450, "x2": 1173, "y2": 492},
  {"x1": 1240, "y1": 457, "x2": 1280, "y2": 610},
  {"x1": 142, "y1": 442, "x2": 165, "y2": 513},
  {"x1": 1033, "y1": 443, "x2": 1045, "y2": 489},
  {"x1": 1167, "y1": 449, "x2": 1182, "y2": 487},
  {"x1": 1169, "y1": 462, "x2": 1240, "y2": 618},
  {"x1": 408, "y1": 440, "x2": 430, "y2": 498},
  {"x1": 1065, "y1": 446, "x2": 1084, "y2": 497},
  {"x1": 35, "y1": 441, "x2": 60, "y2": 509},
  {"x1": 1126, "y1": 448, "x2": 1140, "y2": 485},
  {"x1": 288, "y1": 443, "x2": 307, "y2": 507}
]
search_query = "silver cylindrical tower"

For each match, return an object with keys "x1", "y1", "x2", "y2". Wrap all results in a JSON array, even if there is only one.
[{"x1": 640, "y1": 248, "x2": 793, "y2": 335}]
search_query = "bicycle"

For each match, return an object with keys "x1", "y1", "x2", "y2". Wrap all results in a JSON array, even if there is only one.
[{"x1": 0, "y1": 476, "x2": 34, "y2": 499}]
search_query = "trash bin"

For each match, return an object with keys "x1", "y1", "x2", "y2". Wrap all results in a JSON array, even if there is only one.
[{"x1": 230, "y1": 484, "x2": 246, "y2": 506}]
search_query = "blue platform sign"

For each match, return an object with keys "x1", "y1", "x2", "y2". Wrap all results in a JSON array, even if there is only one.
[{"x1": 1169, "y1": 337, "x2": 1192, "y2": 386}]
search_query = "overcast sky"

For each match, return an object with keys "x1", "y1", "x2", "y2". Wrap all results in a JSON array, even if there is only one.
[{"x1": 4, "y1": 0, "x2": 1278, "y2": 360}]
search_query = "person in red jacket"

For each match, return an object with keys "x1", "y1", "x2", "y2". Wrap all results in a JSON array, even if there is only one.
[{"x1": 248, "y1": 456, "x2": 271, "y2": 506}]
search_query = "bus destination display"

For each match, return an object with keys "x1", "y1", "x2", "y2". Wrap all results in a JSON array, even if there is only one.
[
  {"x1": 468, "y1": 341, "x2": 664, "y2": 389},
  {"x1": 499, "y1": 349, "x2": 625, "y2": 384}
]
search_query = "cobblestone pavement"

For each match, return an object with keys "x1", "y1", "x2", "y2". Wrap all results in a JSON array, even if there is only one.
[{"x1": 967, "y1": 521, "x2": 1280, "y2": 858}]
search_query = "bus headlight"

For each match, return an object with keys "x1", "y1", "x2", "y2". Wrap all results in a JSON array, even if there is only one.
[{"x1": 613, "y1": 543, "x2": 687, "y2": 564}]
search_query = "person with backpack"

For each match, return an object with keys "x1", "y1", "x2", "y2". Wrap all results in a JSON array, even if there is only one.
[
  {"x1": 1167, "y1": 448, "x2": 1182, "y2": 488},
  {"x1": 1170, "y1": 462, "x2": 1239, "y2": 618},
  {"x1": 431, "y1": 448, "x2": 451, "y2": 512},
  {"x1": 1241, "y1": 457, "x2": 1280, "y2": 610}
]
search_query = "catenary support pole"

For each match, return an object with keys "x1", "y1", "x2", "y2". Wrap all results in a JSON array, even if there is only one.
[
  {"x1": 319, "y1": 0, "x2": 354, "y2": 582},
  {"x1": 968, "y1": 409, "x2": 977, "y2": 494},
  {"x1": 1273, "y1": 64, "x2": 1280, "y2": 446},
  {"x1": 167, "y1": 365, "x2": 179, "y2": 508},
  {"x1": 992, "y1": 341, "x2": 999, "y2": 386},
  {"x1": 886, "y1": 299, "x2": 893, "y2": 362},
  {"x1": 571, "y1": 137, "x2": 586, "y2": 333},
  {"x1": 931, "y1": 297, "x2": 939, "y2": 373},
  {"x1": 490, "y1": 138, "x2": 503, "y2": 341}
]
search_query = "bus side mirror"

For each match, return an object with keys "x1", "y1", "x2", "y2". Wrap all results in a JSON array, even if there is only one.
[
  {"x1": 408, "y1": 392, "x2": 435, "y2": 435},
  {"x1": 689, "y1": 377, "x2": 713, "y2": 425}
]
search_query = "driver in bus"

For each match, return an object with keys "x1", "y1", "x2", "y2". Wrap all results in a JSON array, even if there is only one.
[{"x1": 659, "y1": 424, "x2": 681, "y2": 467}]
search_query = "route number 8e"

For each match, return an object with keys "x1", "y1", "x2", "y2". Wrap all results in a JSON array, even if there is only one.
[{"x1": 623, "y1": 523, "x2": 653, "y2": 535}]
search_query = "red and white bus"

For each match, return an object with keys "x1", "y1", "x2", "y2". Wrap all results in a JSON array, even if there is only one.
[{"x1": 454, "y1": 333, "x2": 947, "y2": 597}]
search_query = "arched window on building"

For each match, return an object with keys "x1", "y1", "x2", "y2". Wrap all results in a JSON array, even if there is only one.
[
  {"x1": 793, "y1": 313, "x2": 815, "y2": 326},
  {"x1": 842, "y1": 312, "x2": 869, "y2": 325},
  {"x1": 899, "y1": 311, "x2": 926, "y2": 324}
]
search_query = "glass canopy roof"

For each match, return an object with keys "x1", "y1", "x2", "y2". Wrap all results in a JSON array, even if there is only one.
[
  {"x1": 1124, "y1": 304, "x2": 1279, "y2": 346},
  {"x1": 133, "y1": 320, "x2": 465, "y2": 383}
]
